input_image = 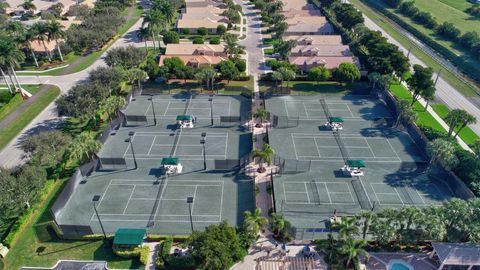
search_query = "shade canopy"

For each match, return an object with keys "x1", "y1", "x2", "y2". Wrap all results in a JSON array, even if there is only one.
[
  {"x1": 176, "y1": 115, "x2": 193, "y2": 121},
  {"x1": 329, "y1": 117, "x2": 344, "y2": 123},
  {"x1": 113, "y1": 228, "x2": 146, "y2": 246},
  {"x1": 161, "y1": 157, "x2": 179, "y2": 165},
  {"x1": 347, "y1": 159, "x2": 365, "y2": 168}
]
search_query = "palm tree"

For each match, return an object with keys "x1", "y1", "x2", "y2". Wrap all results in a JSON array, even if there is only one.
[
  {"x1": 68, "y1": 133, "x2": 101, "y2": 163},
  {"x1": 46, "y1": 20, "x2": 66, "y2": 62},
  {"x1": 357, "y1": 211, "x2": 375, "y2": 240},
  {"x1": 137, "y1": 27, "x2": 150, "y2": 53},
  {"x1": 278, "y1": 67, "x2": 295, "y2": 89},
  {"x1": 157, "y1": 1, "x2": 175, "y2": 31},
  {"x1": 269, "y1": 212, "x2": 292, "y2": 239},
  {"x1": 316, "y1": 233, "x2": 339, "y2": 264},
  {"x1": 31, "y1": 22, "x2": 51, "y2": 61},
  {"x1": 252, "y1": 144, "x2": 275, "y2": 171},
  {"x1": 395, "y1": 99, "x2": 417, "y2": 127},
  {"x1": 271, "y1": 71, "x2": 283, "y2": 91},
  {"x1": 5, "y1": 21, "x2": 25, "y2": 38},
  {"x1": 143, "y1": 9, "x2": 165, "y2": 49},
  {"x1": 0, "y1": 35, "x2": 26, "y2": 94},
  {"x1": 368, "y1": 72, "x2": 381, "y2": 89},
  {"x1": 339, "y1": 237, "x2": 369, "y2": 269},
  {"x1": 101, "y1": 96, "x2": 127, "y2": 119},
  {"x1": 334, "y1": 217, "x2": 359, "y2": 239},
  {"x1": 125, "y1": 68, "x2": 148, "y2": 89},
  {"x1": 18, "y1": 28, "x2": 39, "y2": 68},
  {"x1": 427, "y1": 138, "x2": 458, "y2": 170},
  {"x1": 223, "y1": 33, "x2": 240, "y2": 57},
  {"x1": 197, "y1": 66, "x2": 217, "y2": 91},
  {"x1": 20, "y1": 0, "x2": 36, "y2": 16},
  {"x1": 454, "y1": 110, "x2": 476, "y2": 139},
  {"x1": 253, "y1": 108, "x2": 268, "y2": 126},
  {"x1": 243, "y1": 208, "x2": 268, "y2": 235}
]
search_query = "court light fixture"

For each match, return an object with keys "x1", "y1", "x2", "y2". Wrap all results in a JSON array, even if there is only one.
[
  {"x1": 200, "y1": 138, "x2": 207, "y2": 170},
  {"x1": 92, "y1": 195, "x2": 107, "y2": 239}
]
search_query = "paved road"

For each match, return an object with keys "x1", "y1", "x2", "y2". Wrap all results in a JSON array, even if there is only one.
[
  {"x1": 358, "y1": 7, "x2": 480, "y2": 135},
  {"x1": 0, "y1": 17, "x2": 145, "y2": 168}
]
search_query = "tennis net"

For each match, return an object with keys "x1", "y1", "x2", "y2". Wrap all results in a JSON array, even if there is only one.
[
  {"x1": 170, "y1": 129, "x2": 182, "y2": 156},
  {"x1": 333, "y1": 132, "x2": 349, "y2": 162},
  {"x1": 147, "y1": 176, "x2": 167, "y2": 227},
  {"x1": 319, "y1": 99, "x2": 331, "y2": 119},
  {"x1": 351, "y1": 178, "x2": 372, "y2": 210}
]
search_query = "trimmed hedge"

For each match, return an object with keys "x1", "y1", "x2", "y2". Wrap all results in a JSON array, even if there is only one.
[
  {"x1": 147, "y1": 235, "x2": 189, "y2": 242},
  {"x1": 360, "y1": 0, "x2": 480, "y2": 83},
  {"x1": 156, "y1": 238, "x2": 173, "y2": 268},
  {"x1": 114, "y1": 246, "x2": 149, "y2": 265}
]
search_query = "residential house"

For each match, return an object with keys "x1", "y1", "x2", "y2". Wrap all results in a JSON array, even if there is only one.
[
  {"x1": 159, "y1": 44, "x2": 227, "y2": 68},
  {"x1": 282, "y1": 8, "x2": 321, "y2": 19},
  {"x1": 176, "y1": 17, "x2": 227, "y2": 34},
  {"x1": 6, "y1": 0, "x2": 84, "y2": 16},
  {"x1": 284, "y1": 35, "x2": 343, "y2": 46},
  {"x1": 284, "y1": 15, "x2": 334, "y2": 35},
  {"x1": 290, "y1": 45, "x2": 351, "y2": 57},
  {"x1": 185, "y1": 0, "x2": 225, "y2": 8},
  {"x1": 281, "y1": 0, "x2": 317, "y2": 12},
  {"x1": 29, "y1": 20, "x2": 81, "y2": 55},
  {"x1": 289, "y1": 56, "x2": 361, "y2": 72}
]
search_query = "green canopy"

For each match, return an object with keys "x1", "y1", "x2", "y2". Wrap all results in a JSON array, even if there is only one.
[
  {"x1": 347, "y1": 159, "x2": 365, "y2": 168},
  {"x1": 176, "y1": 115, "x2": 193, "y2": 121},
  {"x1": 113, "y1": 228, "x2": 145, "y2": 246},
  {"x1": 161, "y1": 157, "x2": 179, "y2": 165},
  {"x1": 329, "y1": 117, "x2": 344, "y2": 123}
]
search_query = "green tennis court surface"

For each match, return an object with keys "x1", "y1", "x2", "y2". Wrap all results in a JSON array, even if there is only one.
[
  {"x1": 55, "y1": 94, "x2": 254, "y2": 235},
  {"x1": 265, "y1": 95, "x2": 460, "y2": 239}
]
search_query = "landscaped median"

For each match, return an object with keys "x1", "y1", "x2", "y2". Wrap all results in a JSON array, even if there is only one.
[{"x1": 0, "y1": 86, "x2": 60, "y2": 150}]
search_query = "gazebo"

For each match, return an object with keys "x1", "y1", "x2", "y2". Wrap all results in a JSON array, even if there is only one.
[
  {"x1": 341, "y1": 159, "x2": 365, "y2": 177},
  {"x1": 161, "y1": 157, "x2": 183, "y2": 174},
  {"x1": 176, "y1": 115, "x2": 195, "y2": 128},
  {"x1": 113, "y1": 228, "x2": 146, "y2": 249},
  {"x1": 430, "y1": 242, "x2": 480, "y2": 270},
  {"x1": 325, "y1": 116, "x2": 344, "y2": 130}
]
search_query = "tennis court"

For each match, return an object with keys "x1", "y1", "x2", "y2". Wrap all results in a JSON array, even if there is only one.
[
  {"x1": 265, "y1": 95, "x2": 458, "y2": 239},
  {"x1": 54, "y1": 94, "x2": 254, "y2": 235}
]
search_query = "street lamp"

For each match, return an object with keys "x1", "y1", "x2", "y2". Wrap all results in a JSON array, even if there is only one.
[
  {"x1": 208, "y1": 97, "x2": 213, "y2": 126},
  {"x1": 187, "y1": 196, "x2": 194, "y2": 233},
  {"x1": 126, "y1": 131, "x2": 138, "y2": 169},
  {"x1": 201, "y1": 132, "x2": 207, "y2": 170},
  {"x1": 148, "y1": 96, "x2": 157, "y2": 126},
  {"x1": 92, "y1": 195, "x2": 107, "y2": 239}
]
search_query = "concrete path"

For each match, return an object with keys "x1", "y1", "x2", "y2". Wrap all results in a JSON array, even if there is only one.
[
  {"x1": 356, "y1": 3, "x2": 480, "y2": 137},
  {"x1": 144, "y1": 242, "x2": 160, "y2": 270}
]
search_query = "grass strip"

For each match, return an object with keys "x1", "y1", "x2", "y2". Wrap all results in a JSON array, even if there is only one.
[
  {"x1": 431, "y1": 104, "x2": 480, "y2": 146},
  {"x1": 0, "y1": 85, "x2": 42, "y2": 122},
  {"x1": 0, "y1": 87, "x2": 60, "y2": 150}
]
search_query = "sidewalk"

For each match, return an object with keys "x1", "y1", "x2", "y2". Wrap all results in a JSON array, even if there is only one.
[{"x1": 144, "y1": 242, "x2": 160, "y2": 270}]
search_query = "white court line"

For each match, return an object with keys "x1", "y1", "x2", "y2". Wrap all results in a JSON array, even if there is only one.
[
  {"x1": 191, "y1": 185, "x2": 198, "y2": 214},
  {"x1": 384, "y1": 135, "x2": 403, "y2": 162},
  {"x1": 363, "y1": 138, "x2": 376, "y2": 158},
  {"x1": 99, "y1": 218, "x2": 219, "y2": 223},
  {"x1": 122, "y1": 185, "x2": 136, "y2": 214},
  {"x1": 357, "y1": 176, "x2": 374, "y2": 207},
  {"x1": 227, "y1": 100, "x2": 231, "y2": 117},
  {"x1": 303, "y1": 182, "x2": 311, "y2": 203},
  {"x1": 90, "y1": 179, "x2": 114, "y2": 222},
  {"x1": 144, "y1": 103, "x2": 152, "y2": 116},
  {"x1": 303, "y1": 103, "x2": 310, "y2": 118},
  {"x1": 316, "y1": 146, "x2": 371, "y2": 149},
  {"x1": 346, "y1": 104, "x2": 355, "y2": 117},
  {"x1": 313, "y1": 138, "x2": 321, "y2": 157},
  {"x1": 163, "y1": 101, "x2": 171, "y2": 116},
  {"x1": 146, "y1": 135, "x2": 157, "y2": 155},
  {"x1": 153, "y1": 144, "x2": 202, "y2": 147},
  {"x1": 345, "y1": 184, "x2": 356, "y2": 204},
  {"x1": 323, "y1": 183, "x2": 332, "y2": 203},
  {"x1": 219, "y1": 182, "x2": 224, "y2": 222},
  {"x1": 291, "y1": 133, "x2": 299, "y2": 160},
  {"x1": 298, "y1": 158, "x2": 403, "y2": 163},
  {"x1": 393, "y1": 187, "x2": 405, "y2": 206},
  {"x1": 134, "y1": 131, "x2": 228, "y2": 136}
]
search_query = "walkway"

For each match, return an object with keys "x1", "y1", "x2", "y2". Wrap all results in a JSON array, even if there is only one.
[{"x1": 144, "y1": 242, "x2": 160, "y2": 270}]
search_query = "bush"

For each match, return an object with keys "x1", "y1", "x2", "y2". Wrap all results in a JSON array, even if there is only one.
[
  {"x1": 114, "y1": 246, "x2": 150, "y2": 265},
  {"x1": 197, "y1": 27, "x2": 208, "y2": 36},
  {"x1": 163, "y1": 31, "x2": 180, "y2": 44},
  {"x1": 182, "y1": 28, "x2": 190, "y2": 35},
  {"x1": 235, "y1": 59, "x2": 247, "y2": 72},
  {"x1": 216, "y1": 24, "x2": 227, "y2": 35},
  {"x1": 165, "y1": 255, "x2": 196, "y2": 268},
  {"x1": 237, "y1": 75, "x2": 251, "y2": 81},
  {"x1": 147, "y1": 234, "x2": 189, "y2": 242},
  {"x1": 209, "y1": 37, "x2": 221, "y2": 44},
  {"x1": 436, "y1": 22, "x2": 461, "y2": 41},
  {"x1": 193, "y1": 37, "x2": 204, "y2": 44},
  {"x1": 0, "y1": 91, "x2": 12, "y2": 103},
  {"x1": 419, "y1": 125, "x2": 448, "y2": 141},
  {"x1": 156, "y1": 238, "x2": 173, "y2": 268}
]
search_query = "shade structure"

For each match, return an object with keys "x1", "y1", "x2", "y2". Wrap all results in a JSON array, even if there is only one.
[
  {"x1": 161, "y1": 157, "x2": 179, "y2": 165},
  {"x1": 346, "y1": 159, "x2": 365, "y2": 168},
  {"x1": 176, "y1": 115, "x2": 193, "y2": 121},
  {"x1": 329, "y1": 116, "x2": 344, "y2": 123},
  {"x1": 113, "y1": 228, "x2": 146, "y2": 246}
]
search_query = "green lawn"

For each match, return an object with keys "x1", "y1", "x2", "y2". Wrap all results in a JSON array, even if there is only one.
[
  {"x1": 262, "y1": 38, "x2": 281, "y2": 46},
  {"x1": 4, "y1": 179, "x2": 143, "y2": 270},
  {"x1": 389, "y1": 83, "x2": 445, "y2": 132},
  {"x1": 264, "y1": 48, "x2": 274, "y2": 54},
  {"x1": 0, "y1": 85, "x2": 42, "y2": 122},
  {"x1": 259, "y1": 80, "x2": 370, "y2": 95},
  {"x1": 350, "y1": 0, "x2": 479, "y2": 97},
  {"x1": 0, "y1": 86, "x2": 60, "y2": 150},
  {"x1": 413, "y1": 0, "x2": 476, "y2": 33},
  {"x1": 431, "y1": 103, "x2": 480, "y2": 146}
]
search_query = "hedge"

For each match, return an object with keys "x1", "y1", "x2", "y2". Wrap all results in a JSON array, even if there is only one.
[
  {"x1": 147, "y1": 235, "x2": 189, "y2": 242},
  {"x1": 114, "y1": 246, "x2": 150, "y2": 265},
  {"x1": 360, "y1": 0, "x2": 480, "y2": 83},
  {"x1": 156, "y1": 238, "x2": 173, "y2": 268}
]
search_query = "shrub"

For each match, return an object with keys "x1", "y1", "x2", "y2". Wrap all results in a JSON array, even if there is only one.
[
  {"x1": 210, "y1": 37, "x2": 221, "y2": 44},
  {"x1": 156, "y1": 237, "x2": 173, "y2": 267},
  {"x1": 436, "y1": 22, "x2": 461, "y2": 41},
  {"x1": 197, "y1": 27, "x2": 208, "y2": 36},
  {"x1": 235, "y1": 59, "x2": 247, "y2": 72},
  {"x1": 114, "y1": 246, "x2": 150, "y2": 265},
  {"x1": 182, "y1": 28, "x2": 190, "y2": 35},
  {"x1": 193, "y1": 37, "x2": 204, "y2": 44},
  {"x1": 163, "y1": 31, "x2": 180, "y2": 44},
  {"x1": 217, "y1": 24, "x2": 227, "y2": 35},
  {"x1": 0, "y1": 91, "x2": 12, "y2": 103},
  {"x1": 419, "y1": 125, "x2": 448, "y2": 141}
]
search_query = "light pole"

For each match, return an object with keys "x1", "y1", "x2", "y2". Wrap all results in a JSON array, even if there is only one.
[
  {"x1": 201, "y1": 132, "x2": 207, "y2": 170},
  {"x1": 208, "y1": 97, "x2": 213, "y2": 126},
  {"x1": 148, "y1": 96, "x2": 157, "y2": 126},
  {"x1": 187, "y1": 196, "x2": 194, "y2": 233},
  {"x1": 434, "y1": 69, "x2": 441, "y2": 87},
  {"x1": 92, "y1": 195, "x2": 107, "y2": 239},
  {"x1": 127, "y1": 131, "x2": 138, "y2": 169}
]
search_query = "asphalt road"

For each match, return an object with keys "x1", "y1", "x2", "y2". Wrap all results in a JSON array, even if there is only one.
[
  {"x1": 358, "y1": 7, "x2": 480, "y2": 135},
  {"x1": 0, "y1": 17, "x2": 145, "y2": 168}
]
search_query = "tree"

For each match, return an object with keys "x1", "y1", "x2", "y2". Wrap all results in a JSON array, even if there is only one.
[
  {"x1": 356, "y1": 211, "x2": 376, "y2": 240},
  {"x1": 193, "y1": 37, "x2": 204, "y2": 44},
  {"x1": 235, "y1": 59, "x2": 246, "y2": 72},
  {"x1": 395, "y1": 99, "x2": 417, "y2": 127},
  {"x1": 339, "y1": 237, "x2": 369, "y2": 269},
  {"x1": 449, "y1": 110, "x2": 476, "y2": 139},
  {"x1": 216, "y1": 24, "x2": 227, "y2": 35},
  {"x1": 367, "y1": 72, "x2": 381, "y2": 89},
  {"x1": 30, "y1": 22, "x2": 52, "y2": 61},
  {"x1": 271, "y1": 71, "x2": 283, "y2": 90},
  {"x1": 210, "y1": 37, "x2": 221, "y2": 44},
  {"x1": 252, "y1": 144, "x2": 275, "y2": 171},
  {"x1": 269, "y1": 212, "x2": 292, "y2": 240},
  {"x1": 427, "y1": 138, "x2": 458, "y2": 170},
  {"x1": 18, "y1": 28, "x2": 39, "y2": 68},
  {"x1": 253, "y1": 108, "x2": 269, "y2": 124},
  {"x1": 223, "y1": 33, "x2": 241, "y2": 56},
  {"x1": 100, "y1": 95, "x2": 127, "y2": 119},
  {"x1": 0, "y1": 33, "x2": 26, "y2": 94},
  {"x1": 243, "y1": 208, "x2": 267, "y2": 235},
  {"x1": 143, "y1": 9, "x2": 165, "y2": 49},
  {"x1": 308, "y1": 66, "x2": 331, "y2": 85},
  {"x1": 197, "y1": 27, "x2": 208, "y2": 36},
  {"x1": 8, "y1": 165, "x2": 47, "y2": 209},
  {"x1": 187, "y1": 221, "x2": 247, "y2": 270},
  {"x1": 459, "y1": 31, "x2": 479, "y2": 49},
  {"x1": 68, "y1": 133, "x2": 101, "y2": 163},
  {"x1": 162, "y1": 31, "x2": 179, "y2": 44},
  {"x1": 46, "y1": 20, "x2": 66, "y2": 62},
  {"x1": 407, "y1": 64, "x2": 435, "y2": 106},
  {"x1": 20, "y1": 130, "x2": 71, "y2": 167},
  {"x1": 333, "y1": 3, "x2": 364, "y2": 29},
  {"x1": 436, "y1": 22, "x2": 461, "y2": 41},
  {"x1": 274, "y1": 40, "x2": 296, "y2": 60},
  {"x1": 315, "y1": 233, "x2": 340, "y2": 264},
  {"x1": 89, "y1": 66, "x2": 123, "y2": 91},
  {"x1": 278, "y1": 67, "x2": 295, "y2": 89},
  {"x1": 195, "y1": 66, "x2": 217, "y2": 91},
  {"x1": 156, "y1": 0, "x2": 175, "y2": 31},
  {"x1": 20, "y1": 0, "x2": 37, "y2": 16},
  {"x1": 137, "y1": 26, "x2": 150, "y2": 52},
  {"x1": 124, "y1": 68, "x2": 148, "y2": 89},
  {"x1": 273, "y1": 22, "x2": 288, "y2": 38},
  {"x1": 222, "y1": 9, "x2": 240, "y2": 28},
  {"x1": 216, "y1": 60, "x2": 239, "y2": 83},
  {"x1": 333, "y1": 217, "x2": 359, "y2": 239},
  {"x1": 332, "y1": 63, "x2": 360, "y2": 84},
  {"x1": 105, "y1": 45, "x2": 145, "y2": 69}
]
